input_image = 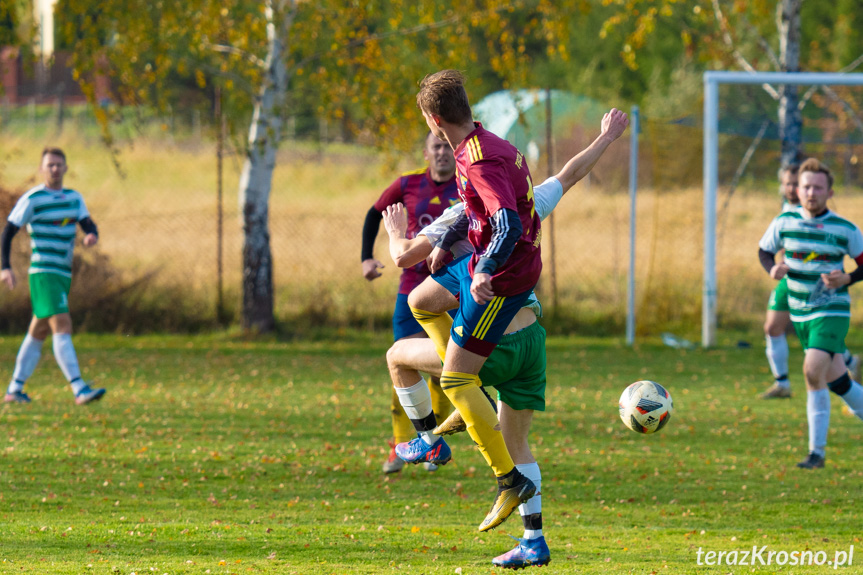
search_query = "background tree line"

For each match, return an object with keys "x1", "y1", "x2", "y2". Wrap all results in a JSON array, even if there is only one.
[{"x1": 2, "y1": 0, "x2": 863, "y2": 331}]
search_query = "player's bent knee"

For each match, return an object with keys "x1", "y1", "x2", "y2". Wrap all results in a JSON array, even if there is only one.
[
  {"x1": 386, "y1": 342, "x2": 403, "y2": 369},
  {"x1": 407, "y1": 286, "x2": 430, "y2": 311}
]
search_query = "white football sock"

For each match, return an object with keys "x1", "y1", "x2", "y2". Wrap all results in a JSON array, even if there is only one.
[
  {"x1": 9, "y1": 334, "x2": 44, "y2": 393},
  {"x1": 843, "y1": 349, "x2": 853, "y2": 366},
  {"x1": 807, "y1": 389, "x2": 830, "y2": 458},
  {"x1": 53, "y1": 334, "x2": 85, "y2": 393},
  {"x1": 516, "y1": 462, "x2": 543, "y2": 539},
  {"x1": 839, "y1": 380, "x2": 863, "y2": 420},
  {"x1": 395, "y1": 378, "x2": 439, "y2": 446},
  {"x1": 765, "y1": 335, "x2": 789, "y2": 385}
]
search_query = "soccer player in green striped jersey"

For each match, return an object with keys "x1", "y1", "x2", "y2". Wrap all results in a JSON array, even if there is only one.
[
  {"x1": 1, "y1": 148, "x2": 106, "y2": 406},
  {"x1": 762, "y1": 162, "x2": 861, "y2": 399},
  {"x1": 758, "y1": 158, "x2": 863, "y2": 469}
]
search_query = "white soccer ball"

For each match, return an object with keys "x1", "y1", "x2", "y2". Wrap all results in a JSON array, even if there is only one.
[{"x1": 618, "y1": 380, "x2": 673, "y2": 434}]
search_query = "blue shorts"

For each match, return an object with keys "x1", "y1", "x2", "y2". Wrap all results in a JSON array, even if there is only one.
[
  {"x1": 433, "y1": 253, "x2": 535, "y2": 356},
  {"x1": 393, "y1": 292, "x2": 424, "y2": 341},
  {"x1": 431, "y1": 253, "x2": 470, "y2": 296},
  {"x1": 395, "y1": 291, "x2": 457, "y2": 340}
]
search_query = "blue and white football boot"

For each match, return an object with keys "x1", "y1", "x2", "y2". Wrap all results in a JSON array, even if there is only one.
[
  {"x1": 395, "y1": 435, "x2": 452, "y2": 466},
  {"x1": 492, "y1": 535, "x2": 551, "y2": 569}
]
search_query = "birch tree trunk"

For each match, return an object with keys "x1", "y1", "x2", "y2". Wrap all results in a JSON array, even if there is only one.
[
  {"x1": 237, "y1": 1, "x2": 292, "y2": 331},
  {"x1": 778, "y1": 0, "x2": 802, "y2": 166}
]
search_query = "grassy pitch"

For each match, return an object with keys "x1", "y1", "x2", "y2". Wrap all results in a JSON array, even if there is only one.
[{"x1": 1, "y1": 331, "x2": 861, "y2": 574}]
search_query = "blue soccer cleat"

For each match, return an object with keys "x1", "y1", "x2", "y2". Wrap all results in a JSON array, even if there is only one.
[
  {"x1": 492, "y1": 535, "x2": 551, "y2": 569},
  {"x1": 4, "y1": 390, "x2": 32, "y2": 404},
  {"x1": 75, "y1": 385, "x2": 106, "y2": 405},
  {"x1": 395, "y1": 435, "x2": 452, "y2": 466}
]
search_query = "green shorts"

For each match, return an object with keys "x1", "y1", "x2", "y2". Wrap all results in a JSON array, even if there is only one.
[
  {"x1": 479, "y1": 321, "x2": 546, "y2": 411},
  {"x1": 793, "y1": 316, "x2": 849, "y2": 354},
  {"x1": 29, "y1": 272, "x2": 71, "y2": 319},
  {"x1": 768, "y1": 277, "x2": 790, "y2": 312}
]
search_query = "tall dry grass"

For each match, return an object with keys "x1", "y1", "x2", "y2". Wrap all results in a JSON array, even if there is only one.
[{"x1": 3, "y1": 134, "x2": 863, "y2": 335}]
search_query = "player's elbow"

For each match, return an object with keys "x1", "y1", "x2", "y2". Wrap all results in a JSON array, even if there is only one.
[{"x1": 392, "y1": 251, "x2": 412, "y2": 268}]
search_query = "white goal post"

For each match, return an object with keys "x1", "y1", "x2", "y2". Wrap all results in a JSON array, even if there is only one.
[{"x1": 702, "y1": 71, "x2": 863, "y2": 347}]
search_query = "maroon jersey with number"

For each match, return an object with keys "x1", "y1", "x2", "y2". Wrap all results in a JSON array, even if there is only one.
[
  {"x1": 454, "y1": 123, "x2": 542, "y2": 295},
  {"x1": 374, "y1": 167, "x2": 460, "y2": 294}
]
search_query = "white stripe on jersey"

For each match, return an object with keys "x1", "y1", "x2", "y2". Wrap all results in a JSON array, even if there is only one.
[
  {"x1": 7, "y1": 185, "x2": 91, "y2": 278},
  {"x1": 482, "y1": 207, "x2": 512, "y2": 258},
  {"x1": 759, "y1": 208, "x2": 863, "y2": 321}
]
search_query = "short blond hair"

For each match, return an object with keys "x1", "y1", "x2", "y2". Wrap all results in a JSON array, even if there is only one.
[
  {"x1": 800, "y1": 157, "x2": 833, "y2": 189},
  {"x1": 416, "y1": 70, "x2": 472, "y2": 124}
]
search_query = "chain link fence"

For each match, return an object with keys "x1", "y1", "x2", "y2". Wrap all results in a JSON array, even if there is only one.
[{"x1": 3, "y1": 82, "x2": 863, "y2": 337}]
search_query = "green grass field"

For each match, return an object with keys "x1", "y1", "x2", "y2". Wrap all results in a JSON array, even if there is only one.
[{"x1": 2, "y1": 331, "x2": 862, "y2": 574}]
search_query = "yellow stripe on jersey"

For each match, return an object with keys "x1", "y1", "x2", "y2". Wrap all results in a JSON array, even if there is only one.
[
  {"x1": 400, "y1": 166, "x2": 427, "y2": 177},
  {"x1": 472, "y1": 136, "x2": 483, "y2": 160},
  {"x1": 475, "y1": 296, "x2": 505, "y2": 340},
  {"x1": 466, "y1": 138, "x2": 475, "y2": 164}
]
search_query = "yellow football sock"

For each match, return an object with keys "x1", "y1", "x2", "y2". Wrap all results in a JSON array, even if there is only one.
[
  {"x1": 440, "y1": 370, "x2": 514, "y2": 477},
  {"x1": 390, "y1": 387, "x2": 415, "y2": 444},
  {"x1": 410, "y1": 306, "x2": 452, "y2": 362},
  {"x1": 429, "y1": 376, "x2": 454, "y2": 423}
]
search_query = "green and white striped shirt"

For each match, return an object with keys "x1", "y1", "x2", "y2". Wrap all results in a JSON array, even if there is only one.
[
  {"x1": 781, "y1": 199, "x2": 799, "y2": 214},
  {"x1": 760, "y1": 208, "x2": 863, "y2": 321},
  {"x1": 7, "y1": 185, "x2": 91, "y2": 279}
]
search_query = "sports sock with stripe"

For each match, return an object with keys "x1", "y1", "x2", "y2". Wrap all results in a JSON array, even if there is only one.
[
  {"x1": 390, "y1": 386, "x2": 416, "y2": 444},
  {"x1": 428, "y1": 376, "x2": 454, "y2": 423},
  {"x1": 828, "y1": 373, "x2": 863, "y2": 420},
  {"x1": 396, "y1": 378, "x2": 440, "y2": 446},
  {"x1": 765, "y1": 335, "x2": 789, "y2": 386},
  {"x1": 53, "y1": 333, "x2": 85, "y2": 394},
  {"x1": 807, "y1": 389, "x2": 830, "y2": 458},
  {"x1": 516, "y1": 462, "x2": 543, "y2": 540},
  {"x1": 440, "y1": 370, "x2": 513, "y2": 476},
  {"x1": 9, "y1": 334, "x2": 43, "y2": 393},
  {"x1": 410, "y1": 306, "x2": 452, "y2": 362}
]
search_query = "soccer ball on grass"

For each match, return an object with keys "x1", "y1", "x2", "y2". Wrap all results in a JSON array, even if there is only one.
[{"x1": 618, "y1": 380, "x2": 673, "y2": 434}]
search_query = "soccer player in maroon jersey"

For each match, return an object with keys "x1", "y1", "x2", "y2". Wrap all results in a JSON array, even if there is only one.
[
  {"x1": 361, "y1": 132, "x2": 460, "y2": 474},
  {"x1": 396, "y1": 69, "x2": 542, "y2": 532}
]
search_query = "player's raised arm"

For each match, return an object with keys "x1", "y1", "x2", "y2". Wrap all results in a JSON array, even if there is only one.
[
  {"x1": 382, "y1": 203, "x2": 434, "y2": 267},
  {"x1": 529, "y1": 108, "x2": 627, "y2": 222},
  {"x1": 555, "y1": 108, "x2": 628, "y2": 193},
  {"x1": 429, "y1": 208, "x2": 470, "y2": 273}
]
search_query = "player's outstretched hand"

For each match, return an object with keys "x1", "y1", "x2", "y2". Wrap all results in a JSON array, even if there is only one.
[
  {"x1": 470, "y1": 272, "x2": 494, "y2": 305},
  {"x1": 427, "y1": 247, "x2": 449, "y2": 274},
  {"x1": 362, "y1": 258, "x2": 384, "y2": 281},
  {"x1": 601, "y1": 108, "x2": 629, "y2": 142},
  {"x1": 83, "y1": 233, "x2": 99, "y2": 247},
  {"x1": 1, "y1": 268, "x2": 16, "y2": 290},
  {"x1": 382, "y1": 203, "x2": 408, "y2": 238}
]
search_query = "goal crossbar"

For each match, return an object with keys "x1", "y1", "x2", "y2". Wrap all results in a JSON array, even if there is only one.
[{"x1": 703, "y1": 71, "x2": 863, "y2": 347}]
